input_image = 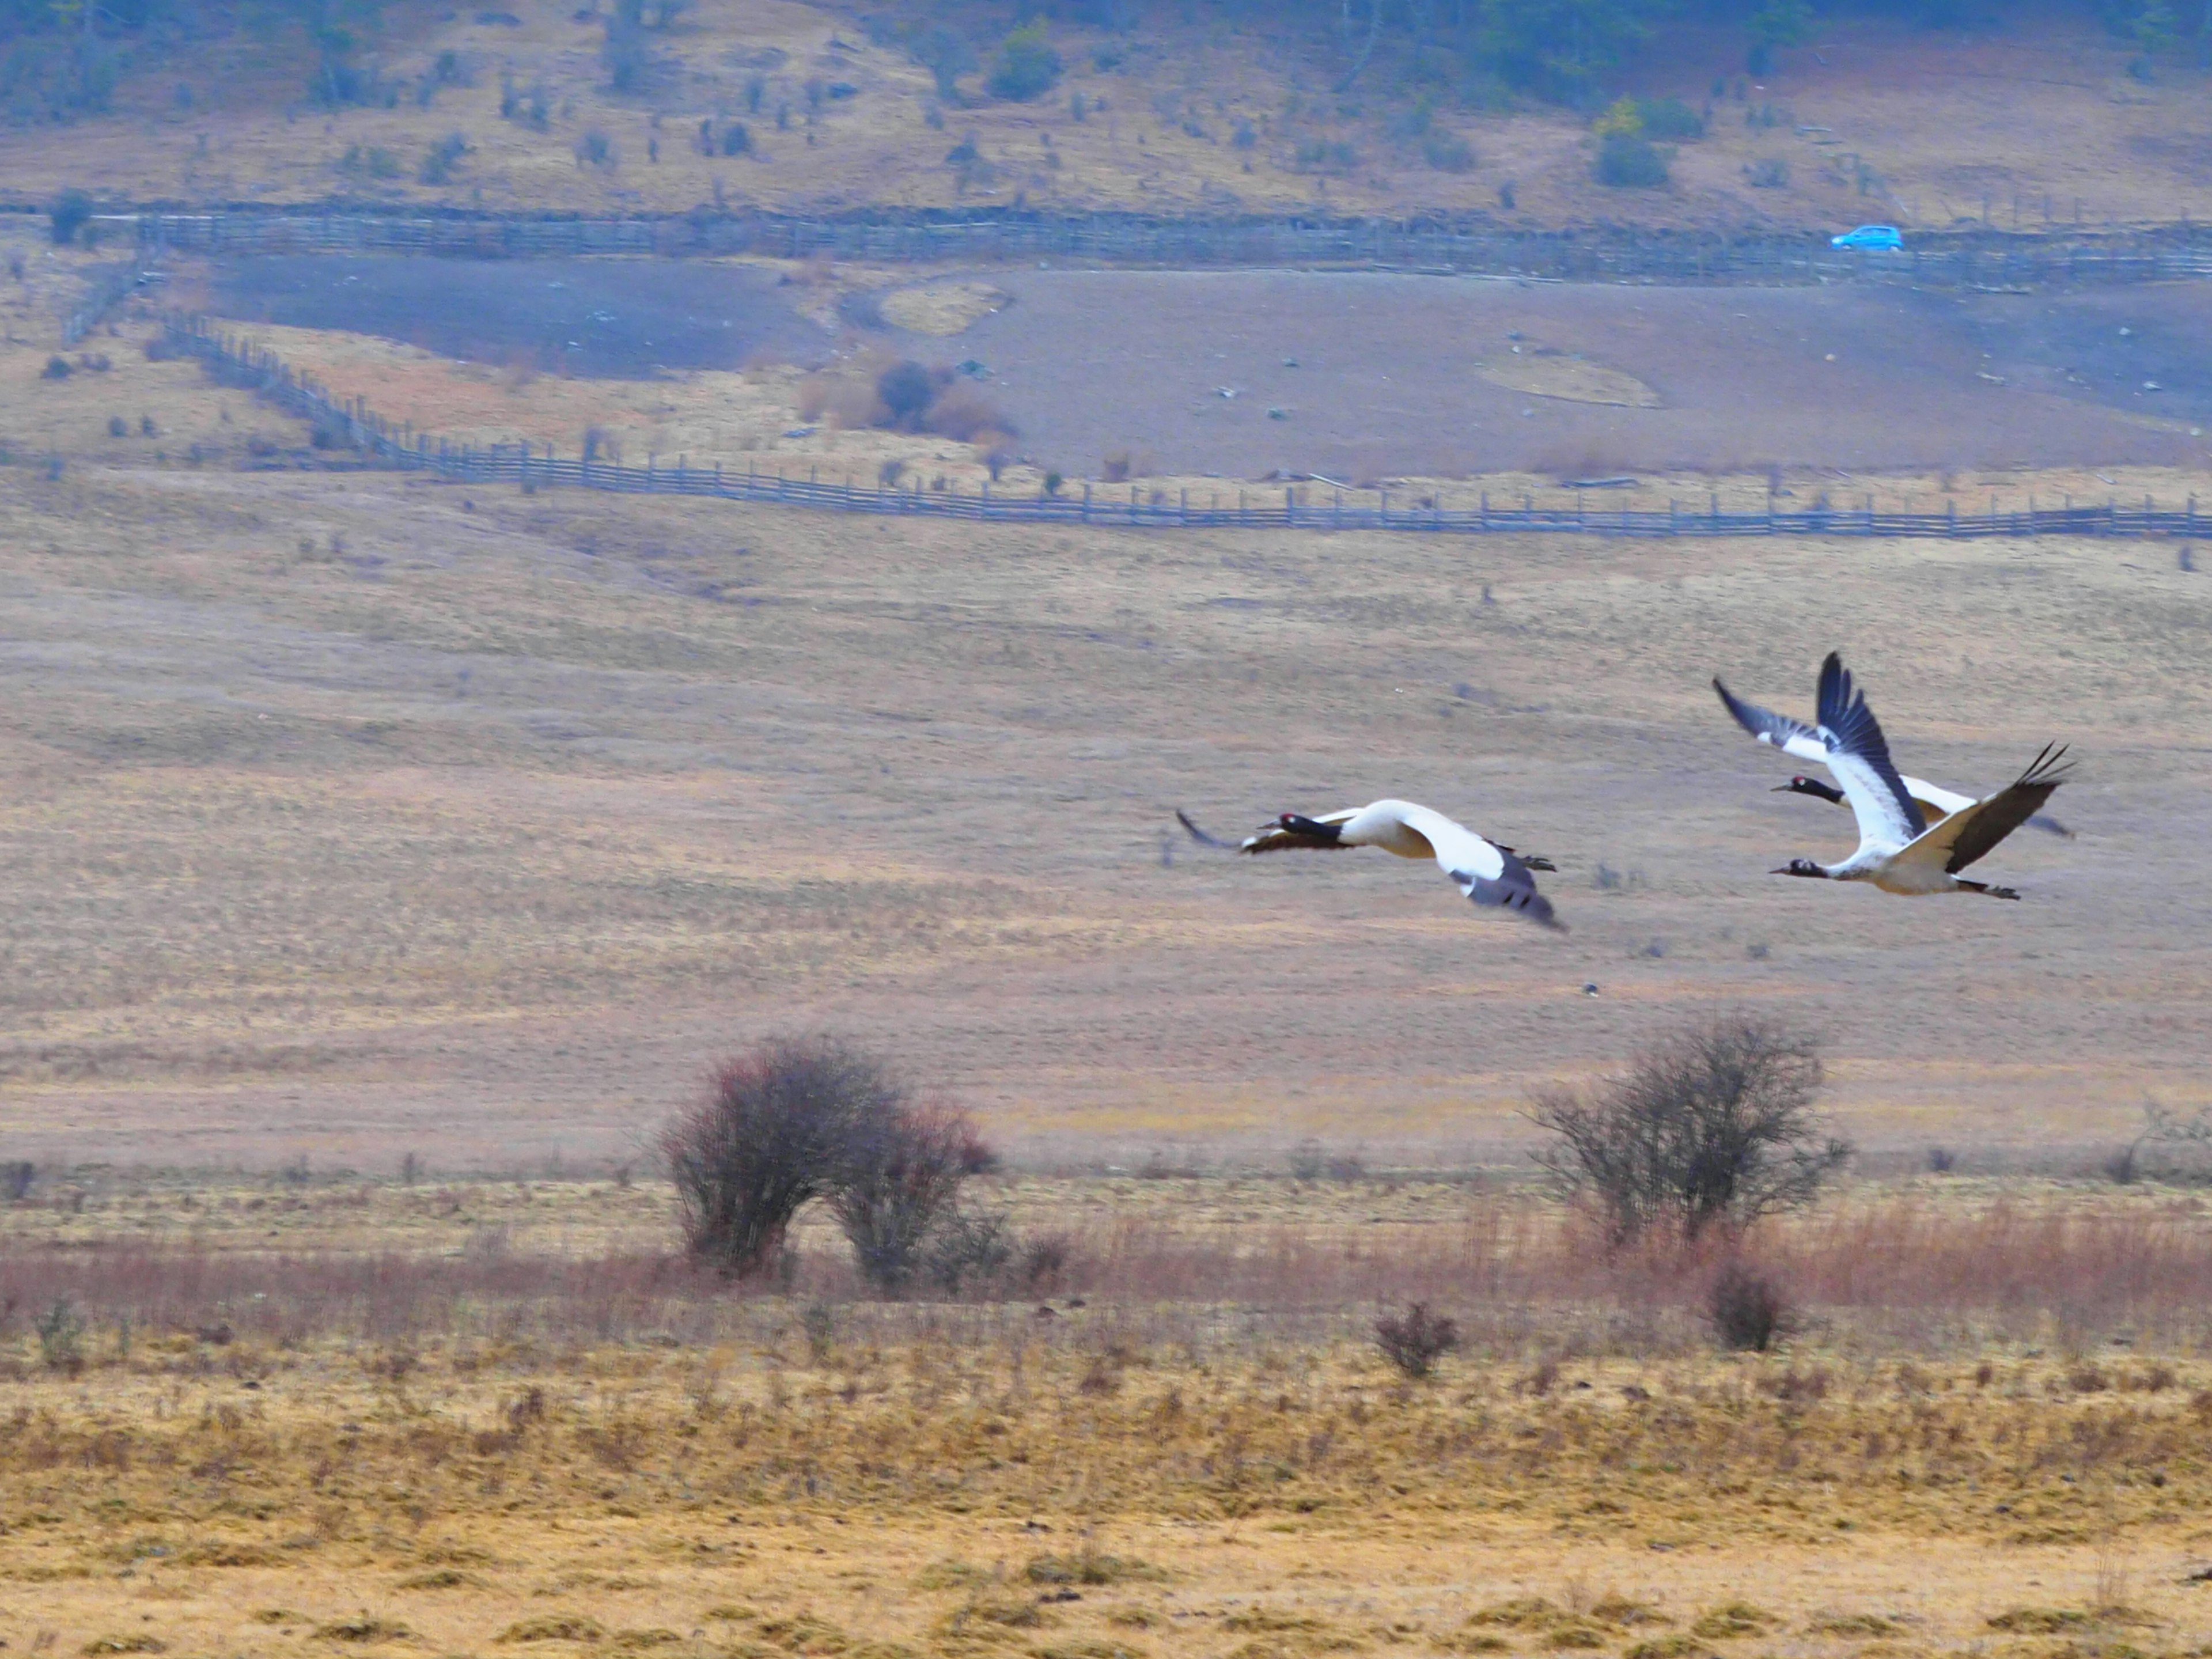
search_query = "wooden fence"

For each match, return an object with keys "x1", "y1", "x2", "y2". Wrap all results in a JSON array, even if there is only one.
[
  {"x1": 162, "y1": 313, "x2": 2205, "y2": 541},
  {"x1": 62, "y1": 247, "x2": 161, "y2": 344},
  {"x1": 123, "y1": 210, "x2": 2212, "y2": 288}
]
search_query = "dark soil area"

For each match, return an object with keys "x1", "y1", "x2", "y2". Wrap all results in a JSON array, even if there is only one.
[
  {"x1": 1964, "y1": 283, "x2": 2212, "y2": 431},
  {"x1": 203, "y1": 255, "x2": 2212, "y2": 477},
  {"x1": 891, "y1": 271, "x2": 2208, "y2": 479},
  {"x1": 207, "y1": 256, "x2": 832, "y2": 377}
]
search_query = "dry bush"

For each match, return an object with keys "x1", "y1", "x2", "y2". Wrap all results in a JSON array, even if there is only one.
[
  {"x1": 1374, "y1": 1301, "x2": 1459, "y2": 1378},
  {"x1": 796, "y1": 369, "x2": 889, "y2": 429},
  {"x1": 797, "y1": 359, "x2": 1012, "y2": 446},
  {"x1": 831, "y1": 1103, "x2": 984, "y2": 1293},
  {"x1": 1531, "y1": 1012, "x2": 1847, "y2": 1244},
  {"x1": 1707, "y1": 1260, "x2": 1792, "y2": 1351},
  {"x1": 877, "y1": 359, "x2": 935, "y2": 429},
  {"x1": 924, "y1": 380, "x2": 1014, "y2": 443},
  {"x1": 661, "y1": 1036, "x2": 905, "y2": 1277}
]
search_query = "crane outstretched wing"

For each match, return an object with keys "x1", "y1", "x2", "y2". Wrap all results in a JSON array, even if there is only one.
[
  {"x1": 1178, "y1": 808, "x2": 1359, "y2": 854},
  {"x1": 1813, "y1": 653, "x2": 1927, "y2": 851},
  {"x1": 1714, "y1": 676, "x2": 1831, "y2": 765},
  {"x1": 1894, "y1": 745, "x2": 2073, "y2": 874},
  {"x1": 1174, "y1": 810, "x2": 1240, "y2": 850},
  {"x1": 1398, "y1": 804, "x2": 1563, "y2": 930}
]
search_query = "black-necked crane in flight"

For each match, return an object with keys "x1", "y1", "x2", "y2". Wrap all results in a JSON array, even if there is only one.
[
  {"x1": 1759, "y1": 653, "x2": 2072, "y2": 899},
  {"x1": 1177, "y1": 799, "x2": 1563, "y2": 929},
  {"x1": 1714, "y1": 672, "x2": 2072, "y2": 838}
]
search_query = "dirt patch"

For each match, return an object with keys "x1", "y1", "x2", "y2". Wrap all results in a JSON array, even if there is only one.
[
  {"x1": 920, "y1": 269, "x2": 2207, "y2": 479},
  {"x1": 205, "y1": 256, "x2": 832, "y2": 378},
  {"x1": 1475, "y1": 348, "x2": 1661, "y2": 408},
  {"x1": 878, "y1": 281, "x2": 1011, "y2": 337}
]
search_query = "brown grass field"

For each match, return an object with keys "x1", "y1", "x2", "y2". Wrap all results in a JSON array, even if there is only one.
[
  {"x1": 7, "y1": 126, "x2": 2212, "y2": 1650},
  {"x1": 6, "y1": 0, "x2": 2212, "y2": 230},
  {"x1": 6, "y1": 1169, "x2": 2212, "y2": 1655},
  {"x1": 3, "y1": 254, "x2": 2212, "y2": 1170}
]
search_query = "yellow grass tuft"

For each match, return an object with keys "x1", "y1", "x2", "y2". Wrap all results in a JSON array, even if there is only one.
[{"x1": 501, "y1": 1617, "x2": 609, "y2": 1644}]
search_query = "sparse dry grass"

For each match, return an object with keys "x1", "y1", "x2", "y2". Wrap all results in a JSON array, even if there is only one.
[
  {"x1": 6, "y1": 1172, "x2": 2212, "y2": 1353},
  {"x1": 4, "y1": 1171, "x2": 2212, "y2": 1657},
  {"x1": 0, "y1": 336, "x2": 2209, "y2": 1172}
]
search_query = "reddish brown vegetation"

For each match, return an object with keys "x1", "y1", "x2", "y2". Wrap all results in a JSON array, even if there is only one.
[{"x1": 2, "y1": 1196, "x2": 2209, "y2": 1353}]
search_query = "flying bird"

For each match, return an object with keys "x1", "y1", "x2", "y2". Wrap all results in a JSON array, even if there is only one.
[
  {"x1": 1176, "y1": 800, "x2": 1562, "y2": 929},
  {"x1": 1714, "y1": 673, "x2": 2072, "y2": 837},
  {"x1": 1766, "y1": 654, "x2": 2071, "y2": 898}
]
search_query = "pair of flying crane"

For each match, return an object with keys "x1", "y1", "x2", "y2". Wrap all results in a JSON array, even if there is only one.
[{"x1": 1176, "y1": 653, "x2": 2073, "y2": 935}]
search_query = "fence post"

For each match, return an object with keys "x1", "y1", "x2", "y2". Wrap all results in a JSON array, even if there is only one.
[
  {"x1": 1180, "y1": 487, "x2": 1187, "y2": 526},
  {"x1": 1082, "y1": 482, "x2": 1091, "y2": 522}
]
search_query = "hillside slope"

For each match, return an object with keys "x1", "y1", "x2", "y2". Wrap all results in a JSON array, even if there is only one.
[{"x1": 5, "y1": 0, "x2": 2212, "y2": 231}]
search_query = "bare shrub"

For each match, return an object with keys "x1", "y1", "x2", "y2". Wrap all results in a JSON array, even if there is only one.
[
  {"x1": 832, "y1": 1103, "x2": 980, "y2": 1292},
  {"x1": 797, "y1": 369, "x2": 888, "y2": 430},
  {"x1": 2, "y1": 1160, "x2": 36, "y2": 1201},
  {"x1": 1530, "y1": 1012, "x2": 1846, "y2": 1243},
  {"x1": 50, "y1": 188, "x2": 93, "y2": 245},
  {"x1": 923, "y1": 381, "x2": 1014, "y2": 443},
  {"x1": 661, "y1": 1036, "x2": 903, "y2": 1277},
  {"x1": 925, "y1": 1207, "x2": 1015, "y2": 1294},
  {"x1": 2110, "y1": 1101, "x2": 2212, "y2": 1187},
  {"x1": 1423, "y1": 131, "x2": 1475, "y2": 171},
  {"x1": 877, "y1": 359, "x2": 935, "y2": 429},
  {"x1": 1594, "y1": 131, "x2": 1668, "y2": 187},
  {"x1": 35, "y1": 1297, "x2": 85, "y2": 1374},
  {"x1": 1708, "y1": 1260, "x2": 1791, "y2": 1351},
  {"x1": 1016, "y1": 1230, "x2": 1071, "y2": 1293},
  {"x1": 1374, "y1": 1301, "x2": 1458, "y2": 1378},
  {"x1": 1288, "y1": 1139, "x2": 1364, "y2": 1182},
  {"x1": 1101, "y1": 450, "x2": 1132, "y2": 483}
]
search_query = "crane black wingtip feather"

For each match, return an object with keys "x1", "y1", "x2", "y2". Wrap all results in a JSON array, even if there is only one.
[{"x1": 1174, "y1": 809, "x2": 1238, "y2": 850}]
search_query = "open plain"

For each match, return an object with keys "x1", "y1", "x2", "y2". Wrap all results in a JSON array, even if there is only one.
[
  {"x1": 3, "y1": 294, "x2": 2211, "y2": 1169},
  {"x1": 10, "y1": 0, "x2": 2212, "y2": 1639}
]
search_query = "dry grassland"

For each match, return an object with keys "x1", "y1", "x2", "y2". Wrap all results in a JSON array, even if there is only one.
[
  {"x1": 4, "y1": 253, "x2": 2212, "y2": 1651},
  {"x1": 3, "y1": 1, "x2": 2212, "y2": 230},
  {"x1": 2, "y1": 294, "x2": 2211, "y2": 1170},
  {"x1": 3, "y1": 1168, "x2": 2212, "y2": 1657}
]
